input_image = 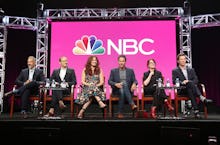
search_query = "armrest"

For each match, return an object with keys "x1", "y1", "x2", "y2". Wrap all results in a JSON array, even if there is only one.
[{"x1": 199, "y1": 83, "x2": 206, "y2": 98}]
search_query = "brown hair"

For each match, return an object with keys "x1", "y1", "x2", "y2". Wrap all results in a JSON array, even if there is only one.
[
  {"x1": 147, "y1": 58, "x2": 156, "y2": 66},
  {"x1": 85, "y1": 56, "x2": 100, "y2": 75},
  {"x1": 118, "y1": 55, "x2": 126, "y2": 62},
  {"x1": 177, "y1": 53, "x2": 186, "y2": 60}
]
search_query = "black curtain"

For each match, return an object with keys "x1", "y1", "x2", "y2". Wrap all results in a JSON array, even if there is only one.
[
  {"x1": 4, "y1": 29, "x2": 36, "y2": 112},
  {"x1": 192, "y1": 26, "x2": 220, "y2": 106}
]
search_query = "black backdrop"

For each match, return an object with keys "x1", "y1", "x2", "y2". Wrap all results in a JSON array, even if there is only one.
[{"x1": 1, "y1": 0, "x2": 220, "y2": 112}]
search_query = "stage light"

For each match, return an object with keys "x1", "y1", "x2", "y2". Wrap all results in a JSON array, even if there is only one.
[
  {"x1": 37, "y1": 2, "x2": 44, "y2": 18},
  {"x1": 183, "y1": 0, "x2": 191, "y2": 16},
  {"x1": 2, "y1": 16, "x2": 9, "y2": 24},
  {"x1": 0, "y1": 8, "x2": 4, "y2": 15}
]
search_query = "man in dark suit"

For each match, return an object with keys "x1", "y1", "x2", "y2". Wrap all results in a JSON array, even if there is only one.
[
  {"x1": 45, "y1": 56, "x2": 77, "y2": 116},
  {"x1": 172, "y1": 53, "x2": 212, "y2": 118},
  {"x1": 5, "y1": 56, "x2": 45, "y2": 118},
  {"x1": 108, "y1": 55, "x2": 138, "y2": 118}
]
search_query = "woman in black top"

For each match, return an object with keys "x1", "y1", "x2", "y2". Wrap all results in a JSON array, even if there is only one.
[{"x1": 143, "y1": 59, "x2": 174, "y2": 119}]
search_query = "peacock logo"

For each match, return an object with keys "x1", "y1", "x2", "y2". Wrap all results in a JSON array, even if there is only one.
[{"x1": 72, "y1": 35, "x2": 105, "y2": 55}]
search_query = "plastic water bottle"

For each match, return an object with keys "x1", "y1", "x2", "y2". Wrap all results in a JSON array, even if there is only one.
[
  {"x1": 51, "y1": 79, "x2": 56, "y2": 87},
  {"x1": 166, "y1": 78, "x2": 170, "y2": 87},
  {"x1": 157, "y1": 78, "x2": 162, "y2": 87},
  {"x1": 33, "y1": 100, "x2": 39, "y2": 114},
  {"x1": 175, "y1": 78, "x2": 180, "y2": 87},
  {"x1": 45, "y1": 78, "x2": 50, "y2": 87}
]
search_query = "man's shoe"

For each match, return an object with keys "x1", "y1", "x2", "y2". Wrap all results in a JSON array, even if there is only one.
[
  {"x1": 4, "y1": 89, "x2": 19, "y2": 97},
  {"x1": 4, "y1": 90, "x2": 13, "y2": 97},
  {"x1": 21, "y1": 110, "x2": 28, "y2": 119},
  {"x1": 203, "y1": 98, "x2": 213, "y2": 105},
  {"x1": 194, "y1": 110, "x2": 201, "y2": 119},
  {"x1": 117, "y1": 113, "x2": 124, "y2": 119}
]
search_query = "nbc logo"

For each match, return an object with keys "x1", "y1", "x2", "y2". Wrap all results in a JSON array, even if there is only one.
[{"x1": 73, "y1": 35, "x2": 105, "y2": 55}]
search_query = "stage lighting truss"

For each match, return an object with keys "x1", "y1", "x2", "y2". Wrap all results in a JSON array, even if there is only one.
[
  {"x1": 0, "y1": 26, "x2": 7, "y2": 112},
  {"x1": 192, "y1": 13, "x2": 220, "y2": 28},
  {"x1": 1, "y1": 8, "x2": 220, "y2": 112},
  {"x1": 1, "y1": 16, "x2": 37, "y2": 30},
  {"x1": 43, "y1": 7, "x2": 183, "y2": 19}
]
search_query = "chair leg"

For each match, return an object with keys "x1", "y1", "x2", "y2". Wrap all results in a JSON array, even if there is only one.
[
  {"x1": 109, "y1": 99, "x2": 112, "y2": 118},
  {"x1": 43, "y1": 98, "x2": 47, "y2": 115},
  {"x1": 136, "y1": 98, "x2": 139, "y2": 111},
  {"x1": 71, "y1": 99, "x2": 74, "y2": 118},
  {"x1": 204, "y1": 105, "x2": 208, "y2": 119},
  {"x1": 175, "y1": 99, "x2": 178, "y2": 117},
  {"x1": 10, "y1": 96, "x2": 15, "y2": 118},
  {"x1": 141, "y1": 100, "x2": 144, "y2": 110}
]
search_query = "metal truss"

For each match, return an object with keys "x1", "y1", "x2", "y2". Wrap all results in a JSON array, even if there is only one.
[
  {"x1": 1, "y1": 16, "x2": 37, "y2": 30},
  {"x1": 35, "y1": 18, "x2": 49, "y2": 77},
  {"x1": 179, "y1": 16, "x2": 192, "y2": 67},
  {"x1": 43, "y1": 7, "x2": 183, "y2": 19},
  {"x1": 0, "y1": 25, "x2": 7, "y2": 112},
  {"x1": 1, "y1": 7, "x2": 220, "y2": 113},
  {"x1": 192, "y1": 13, "x2": 220, "y2": 28}
]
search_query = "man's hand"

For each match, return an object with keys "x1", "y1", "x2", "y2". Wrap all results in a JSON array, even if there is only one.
[
  {"x1": 115, "y1": 82, "x2": 123, "y2": 89},
  {"x1": 24, "y1": 80, "x2": 32, "y2": 85},
  {"x1": 131, "y1": 83, "x2": 137, "y2": 92},
  {"x1": 182, "y1": 80, "x2": 189, "y2": 85}
]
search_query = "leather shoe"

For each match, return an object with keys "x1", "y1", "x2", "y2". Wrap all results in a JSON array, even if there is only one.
[
  {"x1": 4, "y1": 89, "x2": 19, "y2": 97},
  {"x1": 44, "y1": 112, "x2": 54, "y2": 117},
  {"x1": 203, "y1": 98, "x2": 213, "y2": 105},
  {"x1": 194, "y1": 110, "x2": 201, "y2": 119},
  {"x1": 117, "y1": 113, "x2": 124, "y2": 119},
  {"x1": 194, "y1": 112, "x2": 201, "y2": 119},
  {"x1": 21, "y1": 111, "x2": 28, "y2": 119}
]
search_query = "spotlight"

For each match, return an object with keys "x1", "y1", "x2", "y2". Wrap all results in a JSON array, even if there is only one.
[
  {"x1": 37, "y1": 2, "x2": 44, "y2": 18},
  {"x1": 183, "y1": 0, "x2": 191, "y2": 16},
  {"x1": 0, "y1": 8, "x2": 4, "y2": 15}
]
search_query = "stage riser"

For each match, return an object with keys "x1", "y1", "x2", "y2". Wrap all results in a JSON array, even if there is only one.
[{"x1": 0, "y1": 120, "x2": 219, "y2": 145}]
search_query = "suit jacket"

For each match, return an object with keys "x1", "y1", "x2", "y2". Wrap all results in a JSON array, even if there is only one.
[
  {"x1": 15, "y1": 68, "x2": 45, "y2": 87},
  {"x1": 143, "y1": 70, "x2": 163, "y2": 95},
  {"x1": 50, "y1": 68, "x2": 77, "y2": 89},
  {"x1": 108, "y1": 67, "x2": 138, "y2": 95},
  {"x1": 172, "y1": 66, "x2": 199, "y2": 85}
]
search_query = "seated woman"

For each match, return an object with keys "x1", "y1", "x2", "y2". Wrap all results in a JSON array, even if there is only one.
[
  {"x1": 143, "y1": 59, "x2": 174, "y2": 119},
  {"x1": 75, "y1": 56, "x2": 107, "y2": 119}
]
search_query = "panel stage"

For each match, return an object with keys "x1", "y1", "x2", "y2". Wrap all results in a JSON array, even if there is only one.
[{"x1": 0, "y1": 111, "x2": 219, "y2": 145}]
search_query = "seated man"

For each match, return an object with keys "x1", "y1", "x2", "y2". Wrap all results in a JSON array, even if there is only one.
[
  {"x1": 45, "y1": 56, "x2": 77, "y2": 117},
  {"x1": 4, "y1": 56, "x2": 45, "y2": 118},
  {"x1": 108, "y1": 55, "x2": 138, "y2": 119},
  {"x1": 172, "y1": 53, "x2": 212, "y2": 118}
]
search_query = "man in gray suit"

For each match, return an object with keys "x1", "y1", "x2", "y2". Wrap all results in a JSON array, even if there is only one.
[
  {"x1": 172, "y1": 53, "x2": 212, "y2": 118},
  {"x1": 108, "y1": 55, "x2": 138, "y2": 118}
]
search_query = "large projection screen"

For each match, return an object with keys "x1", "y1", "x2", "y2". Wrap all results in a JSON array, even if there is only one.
[{"x1": 50, "y1": 20, "x2": 177, "y2": 99}]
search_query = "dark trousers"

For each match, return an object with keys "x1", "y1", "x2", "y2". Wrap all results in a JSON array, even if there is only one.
[
  {"x1": 118, "y1": 83, "x2": 134, "y2": 113},
  {"x1": 178, "y1": 81, "x2": 202, "y2": 110},
  {"x1": 144, "y1": 86, "x2": 168, "y2": 107},
  {"x1": 17, "y1": 81, "x2": 39, "y2": 111},
  {"x1": 50, "y1": 89, "x2": 70, "y2": 108}
]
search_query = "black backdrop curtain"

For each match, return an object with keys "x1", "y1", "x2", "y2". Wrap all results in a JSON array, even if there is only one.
[{"x1": 192, "y1": 27, "x2": 220, "y2": 106}]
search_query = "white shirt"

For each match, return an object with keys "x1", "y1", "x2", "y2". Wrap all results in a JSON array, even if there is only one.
[
  {"x1": 181, "y1": 67, "x2": 188, "y2": 80},
  {"x1": 59, "y1": 68, "x2": 67, "y2": 81},
  {"x1": 28, "y1": 68, "x2": 35, "y2": 81}
]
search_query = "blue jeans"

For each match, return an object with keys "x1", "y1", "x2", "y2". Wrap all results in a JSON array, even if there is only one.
[{"x1": 118, "y1": 82, "x2": 134, "y2": 113}]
